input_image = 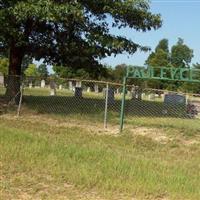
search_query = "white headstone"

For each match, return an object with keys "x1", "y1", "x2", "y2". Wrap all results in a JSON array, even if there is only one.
[
  {"x1": 50, "y1": 90, "x2": 56, "y2": 96},
  {"x1": 69, "y1": 81, "x2": 73, "y2": 91},
  {"x1": 94, "y1": 84, "x2": 99, "y2": 93},
  {"x1": 87, "y1": 87, "x2": 91, "y2": 93},
  {"x1": 29, "y1": 82, "x2": 33, "y2": 88},
  {"x1": 59, "y1": 85, "x2": 62, "y2": 90},
  {"x1": 41, "y1": 80, "x2": 45, "y2": 88},
  {"x1": 142, "y1": 93, "x2": 145, "y2": 99},
  {"x1": 149, "y1": 94, "x2": 155, "y2": 101},
  {"x1": 76, "y1": 81, "x2": 82, "y2": 87}
]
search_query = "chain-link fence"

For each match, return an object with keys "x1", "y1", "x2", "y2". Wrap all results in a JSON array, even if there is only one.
[
  {"x1": 0, "y1": 75, "x2": 200, "y2": 131},
  {"x1": 21, "y1": 77, "x2": 123, "y2": 128},
  {"x1": 123, "y1": 86, "x2": 200, "y2": 130}
]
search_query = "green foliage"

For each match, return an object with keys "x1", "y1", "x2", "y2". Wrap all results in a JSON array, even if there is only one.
[
  {"x1": 24, "y1": 64, "x2": 38, "y2": 77},
  {"x1": 146, "y1": 49, "x2": 169, "y2": 67},
  {"x1": 145, "y1": 38, "x2": 196, "y2": 91},
  {"x1": 37, "y1": 64, "x2": 49, "y2": 79},
  {"x1": 155, "y1": 38, "x2": 169, "y2": 53},
  {"x1": 53, "y1": 65, "x2": 109, "y2": 80},
  {"x1": 0, "y1": 57, "x2": 9, "y2": 75},
  {"x1": 180, "y1": 63, "x2": 200, "y2": 93},
  {"x1": 0, "y1": 0, "x2": 162, "y2": 75},
  {"x1": 171, "y1": 38, "x2": 194, "y2": 67}
]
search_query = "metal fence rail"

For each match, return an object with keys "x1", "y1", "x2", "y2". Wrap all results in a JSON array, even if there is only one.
[{"x1": 0, "y1": 75, "x2": 200, "y2": 131}]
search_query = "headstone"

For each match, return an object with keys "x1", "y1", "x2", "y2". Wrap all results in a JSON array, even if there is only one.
[
  {"x1": 76, "y1": 81, "x2": 82, "y2": 87},
  {"x1": 116, "y1": 88, "x2": 120, "y2": 95},
  {"x1": 94, "y1": 84, "x2": 99, "y2": 93},
  {"x1": 59, "y1": 85, "x2": 62, "y2": 90},
  {"x1": 41, "y1": 80, "x2": 45, "y2": 88},
  {"x1": 142, "y1": 93, "x2": 145, "y2": 100},
  {"x1": 104, "y1": 88, "x2": 115, "y2": 105},
  {"x1": 149, "y1": 93, "x2": 155, "y2": 101},
  {"x1": 164, "y1": 94, "x2": 186, "y2": 105},
  {"x1": 69, "y1": 81, "x2": 73, "y2": 91},
  {"x1": 74, "y1": 87, "x2": 82, "y2": 98},
  {"x1": 131, "y1": 86, "x2": 142, "y2": 100},
  {"x1": 29, "y1": 82, "x2": 33, "y2": 88},
  {"x1": 50, "y1": 80, "x2": 56, "y2": 96},
  {"x1": 87, "y1": 87, "x2": 91, "y2": 93},
  {"x1": 0, "y1": 75, "x2": 4, "y2": 86}
]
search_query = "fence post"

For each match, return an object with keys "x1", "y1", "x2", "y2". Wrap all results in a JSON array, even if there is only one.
[
  {"x1": 120, "y1": 77, "x2": 127, "y2": 132},
  {"x1": 17, "y1": 81, "x2": 24, "y2": 117},
  {"x1": 104, "y1": 83, "x2": 109, "y2": 129}
]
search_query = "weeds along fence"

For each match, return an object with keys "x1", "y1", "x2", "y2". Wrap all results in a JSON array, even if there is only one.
[{"x1": 0, "y1": 75, "x2": 200, "y2": 130}]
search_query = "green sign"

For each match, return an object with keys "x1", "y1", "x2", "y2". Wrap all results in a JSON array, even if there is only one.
[{"x1": 127, "y1": 66, "x2": 200, "y2": 83}]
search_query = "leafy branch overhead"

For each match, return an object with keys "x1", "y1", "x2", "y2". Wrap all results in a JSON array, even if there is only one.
[{"x1": 0, "y1": 0, "x2": 162, "y2": 69}]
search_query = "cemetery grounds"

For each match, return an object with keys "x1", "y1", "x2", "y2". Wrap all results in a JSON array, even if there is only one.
[{"x1": 0, "y1": 79, "x2": 200, "y2": 200}]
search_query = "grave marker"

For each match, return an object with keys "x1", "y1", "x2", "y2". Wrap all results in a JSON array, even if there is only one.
[
  {"x1": 41, "y1": 80, "x2": 45, "y2": 88},
  {"x1": 164, "y1": 94, "x2": 186, "y2": 105},
  {"x1": 148, "y1": 93, "x2": 155, "y2": 101},
  {"x1": 29, "y1": 82, "x2": 33, "y2": 88},
  {"x1": 131, "y1": 86, "x2": 142, "y2": 100},
  {"x1": 59, "y1": 85, "x2": 63, "y2": 90},
  {"x1": 74, "y1": 87, "x2": 82, "y2": 98},
  {"x1": 76, "y1": 81, "x2": 82, "y2": 87},
  {"x1": 87, "y1": 87, "x2": 91, "y2": 93},
  {"x1": 94, "y1": 84, "x2": 99, "y2": 93},
  {"x1": 104, "y1": 88, "x2": 115, "y2": 104},
  {"x1": 69, "y1": 81, "x2": 73, "y2": 91},
  {"x1": 50, "y1": 80, "x2": 56, "y2": 96}
]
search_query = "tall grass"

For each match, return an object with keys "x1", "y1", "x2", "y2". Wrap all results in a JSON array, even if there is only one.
[{"x1": 1, "y1": 117, "x2": 200, "y2": 199}]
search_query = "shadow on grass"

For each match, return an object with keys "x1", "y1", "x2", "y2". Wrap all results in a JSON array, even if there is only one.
[{"x1": 23, "y1": 95, "x2": 188, "y2": 119}]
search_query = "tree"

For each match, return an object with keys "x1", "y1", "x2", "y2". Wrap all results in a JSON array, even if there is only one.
[
  {"x1": 146, "y1": 39, "x2": 170, "y2": 67},
  {"x1": 112, "y1": 64, "x2": 127, "y2": 82},
  {"x1": 38, "y1": 64, "x2": 49, "y2": 79},
  {"x1": 145, "y1": 39, "x2": 170, "y2": 89},
  {"x1": 0, "y1": 0, "x2": 162, "y2": 101},
  {"x1": 24, "y1": 64, "x2": 38, "y2": 77},
  {"x1": 53, "y1": 64, "x2": 108, "y2": 80},
  {"x1": 155, "y1": 38, "x2": 169, "y2": 53},
  {"x1": 171, "y1": 38, "x2": 193, "y2": 67},
  {"x1": 145, "y1": 38, "x2": 195, "y2": 91}
]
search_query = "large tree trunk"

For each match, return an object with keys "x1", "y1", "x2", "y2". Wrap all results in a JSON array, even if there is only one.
[{"x1": 5, "y1": 43, "x2": 24, "y2": 103}]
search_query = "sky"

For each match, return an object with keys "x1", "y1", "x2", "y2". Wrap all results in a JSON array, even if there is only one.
[{"x1": 102, "y1": 0, "x2": 200, "y2": 67}]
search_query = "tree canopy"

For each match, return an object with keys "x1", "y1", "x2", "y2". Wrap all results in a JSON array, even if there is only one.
[
  {"x1": 171, "y1": 38, "x2": 193, "y2": 67},
  {"x1": 24, "y1": 64, "x2": 38, "y2": 77},
  {"x1": 145, "y1": 38, "x2": 195, "y2": 90},
  {"x1": 0, "y1": 0, "x2": 162, "y2": 99},
  {"x1": 37, "y1": 64, "x2": 49, "y2": 79},
  {"x1": 0, "y1": 0, "x2": 162, "y2": 71}
]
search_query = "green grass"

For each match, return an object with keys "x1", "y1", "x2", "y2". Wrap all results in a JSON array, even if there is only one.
[
  {"x1": 0, "y1": 115, "x2": 200, "y2": 199},
  {"x1": 1, "y1": 86, "x2": 200, "y2": 199}
]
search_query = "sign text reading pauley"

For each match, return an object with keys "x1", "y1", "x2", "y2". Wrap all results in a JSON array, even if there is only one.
[{"x1": 127, "y1": 66, "x2": 200, "y2": 83}]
